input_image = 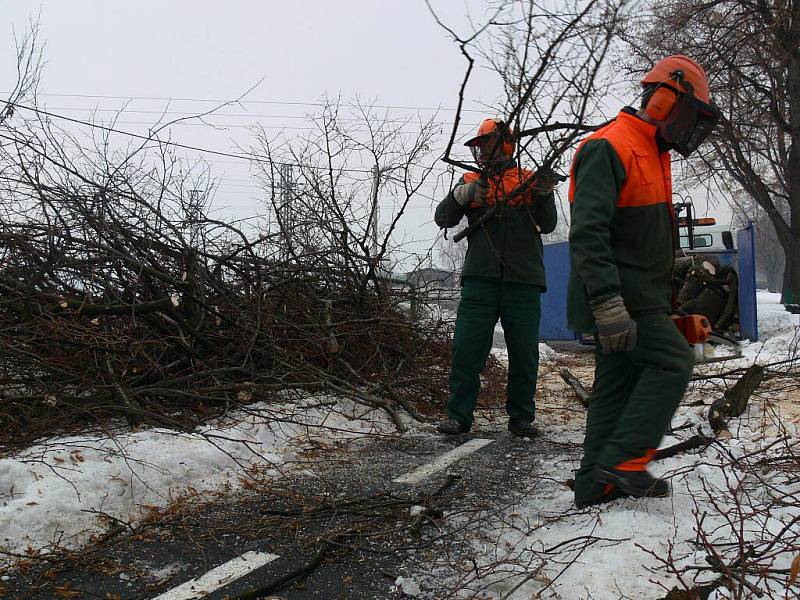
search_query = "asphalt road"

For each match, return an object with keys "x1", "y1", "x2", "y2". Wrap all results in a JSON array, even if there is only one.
[{"x1": 3, "y1": 427, "x2": 578, "y2": 600}]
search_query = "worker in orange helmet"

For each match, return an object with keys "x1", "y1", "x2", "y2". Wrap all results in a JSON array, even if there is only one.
[
  {"x1": 567, "y1": 55, "x2": 719, "y2": 507},
  {"x1": 434, "y1": 118, "x2": 558, "y2": 438}
]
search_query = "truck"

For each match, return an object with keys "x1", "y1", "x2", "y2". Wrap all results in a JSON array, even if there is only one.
[{"x1": 673, "y1": 202, "x2": 743, "y2": 362}]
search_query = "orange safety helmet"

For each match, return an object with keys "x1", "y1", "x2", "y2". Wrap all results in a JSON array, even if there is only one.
[
  {"x1": 464, "y1": 118, "x2": 515, "y2": 157},
  {"x1": 641, "y1": 55, "x2": 711, "y2": 121},
  {"x1": 641, "y1": 55, "x2": 719, "y2": 157},
  {"x1": 642, "y1": 55, "x2": 710, "y2": 103}
]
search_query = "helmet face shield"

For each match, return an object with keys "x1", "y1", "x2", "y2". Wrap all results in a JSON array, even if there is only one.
[
  {"x1": 657, "y1": 89, "x2": 720, "y2": 157},
  {"x1": 464, "y1": 118, "x2": 515, "y2": 165},
  {"x1": 466, "y1": 131, "x2": 511, "y2": 165},
  {"x1": 469, "y1": 143, "x2": 483, "y2": 164}
]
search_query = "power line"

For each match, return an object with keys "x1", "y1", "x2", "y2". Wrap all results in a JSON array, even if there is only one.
[
  {"x1": 216, "y1": 179, "x2": 444, "y2": 193},
  {"x1": 214, "y1": 193, "x2": 439, "y2": 208},
  {"x1": 0, "y1": 99, "x2": 380, "y2": 174},
  {"x1": 2, "y1": 99, "x2": 484, "y2": 176},
  {"x1": 26, "y1": 91, "x2": 489, "y2": 113},
  {"x1": 217, "y1": 177, "x2": 447, "y2": 194},
  {"x1": 50, "y1": 119, "x2": 452, "y2": 134},
  {"x1": 0, "y1": 99, "x2": 469, "y2": 198},
  {"x1": 45, "y1": 107, "x2": 343, "y2": 119},
  {"x1": 213, "y1": 181, "x2": 441, "y2": 200},
  {"x1": 21, "y1": 108, "x2": 474, "y2": 134},
  {"x1": 42, "y1": 106, "x2": 479, "y2": 128}
]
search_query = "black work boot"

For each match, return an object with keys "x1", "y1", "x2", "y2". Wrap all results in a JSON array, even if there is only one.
[
  {"x1": 508, "y1": 419, "x2": 539, "y2": 438},
  {"x1": 437, "y1": 418, "x2": 470, "y2": 435},
  {"x1": 593, "y1": 467, "x2": 670, "y2": 498},
  {"x1": 574, "y1": 486, "x2": 630, "y2": 509}
]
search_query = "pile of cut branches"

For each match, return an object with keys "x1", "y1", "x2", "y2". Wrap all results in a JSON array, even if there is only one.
[
  {"x1": 0, "y1": 103, "x2": 491, "y2": 450},
  {"x1": 0, "y1": 215, "x2": 452, "y2": 447}
]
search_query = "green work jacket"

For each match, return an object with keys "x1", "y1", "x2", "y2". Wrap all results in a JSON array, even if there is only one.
[
  {"x1": 567, "y1": 108, "x2": 676, "y2": 332},
  {"x1": 434, "y1": 162, "x2": 557, "y2": 288}
]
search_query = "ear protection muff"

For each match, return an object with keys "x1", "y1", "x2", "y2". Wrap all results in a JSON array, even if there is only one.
[
  {"x1": 494, "y1": 120, "x2": 515, "y2": 156},
  {"x1": 645, "y1": 85, "x2": 680, "y2": 121},
  {"x1": 644, "y1": 69, "x2": 688, "y2": 121}
]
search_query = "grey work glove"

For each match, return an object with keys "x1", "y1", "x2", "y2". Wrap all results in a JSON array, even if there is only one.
[
  {"x1": 591, "y1": 295, "x2": 638, "y2": 353},
  {"x1": 531, "y1": 169, "x2": 559, "y2": 195},
  {"x1": 454, "y1": 179, "x2": 488, "y2": 206}
]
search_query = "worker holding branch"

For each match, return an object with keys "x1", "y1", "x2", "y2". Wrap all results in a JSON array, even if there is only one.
[{"x1": 434, "y1": 118, "x2": 558, "y2": 438}]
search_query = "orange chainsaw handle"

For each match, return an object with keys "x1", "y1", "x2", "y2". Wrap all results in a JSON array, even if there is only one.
[{"x1": 672, "y1": 314, "x2": 712, "y2": 344}]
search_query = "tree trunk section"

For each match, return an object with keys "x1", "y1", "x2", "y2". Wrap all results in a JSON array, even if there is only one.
[{"x1": 708, "y1": 364, "x2": 765, "y2": 435}]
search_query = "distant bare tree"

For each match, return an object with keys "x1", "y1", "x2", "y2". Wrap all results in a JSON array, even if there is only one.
[
  {"x1": 250, "y1": 97, "x2": 441, "y2": 303},
  {"x1": 626, "y1": 0, "x2": 800, "y2": 302},
  {"x1": 731, "y1": 192, "x2": 786, "y2": 293},
  {"x1": 436, "y1": 231, "x2": 468, "y2": 272},
  {"x1": 0, "y1": 17, "x2": 43, "y2": 127},
  {"x1": 0, "y1": 88, "x2": 451, "y2": 446}
]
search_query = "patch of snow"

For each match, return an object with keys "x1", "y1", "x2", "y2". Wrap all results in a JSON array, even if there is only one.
[
  {"x1": 393, "y1": 575, "x2": 422, "y2": 597},
  {"x1": 0, "y1": 395, "x2": 397, "y2": 564},
  {"x1": 412, "y1": 290, "x2": 800, "y2": 599},
  {"x1": 738, "y1": 291, "x2": 800, "y2": 364},
  {"x1": 144, "y1": 561, "x2": 184, "y2": 582},
  {"x1": 538, "y1": 342, "x2": 559, "y2": 364},
  {"x1": 492, "y1": 343, "x2": 559, "y2": 367},
  {"x1": 429, "y1": 403, "x2": 798, "y2": 598}
]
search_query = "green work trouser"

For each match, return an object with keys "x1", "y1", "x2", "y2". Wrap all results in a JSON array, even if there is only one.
[
  {"x1": 448, "y1": 276, "x2": 542, "y2": 428},
  {"x1": 573, "y1": 312, "x2": 694, "y2": 506}
]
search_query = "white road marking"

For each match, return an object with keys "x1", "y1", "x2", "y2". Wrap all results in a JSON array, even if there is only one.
[
  {"x1": 152, "y1": 550, "x2": 279, "y2": 600},
  {"x1": 393, "y1": 438, "x2": 495, "y2": 484}
]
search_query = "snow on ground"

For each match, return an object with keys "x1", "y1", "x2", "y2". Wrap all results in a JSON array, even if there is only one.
[
  {"x1": 740, "y1": 291, "x2": 800, "y2": 362},
  {"x1": 3, "y1": 291, "x2": 798, "y2": 597},
  {"x1": 0, "y1": 395, "x2": 398, "y2": 564},
  {"x1": 492, "y1": 342, "x2": 560, "y2": 367},
  {"x1": 422, "y1": 291, "x2": 800, "y2": 599},
  {"x1": 438, "y1": 407, "x2": 799, "y2": 599}
]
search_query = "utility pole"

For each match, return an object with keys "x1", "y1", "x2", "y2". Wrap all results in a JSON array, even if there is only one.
[
  {"x1": 186, "y1": 189, "x2": 202, "y2": 248},
  {"x1": 279, "y1": 163, "x2": 294, "y2": 260},
  {"x1": 369, "y1": 165, "x2": 381, "y2": 267}
]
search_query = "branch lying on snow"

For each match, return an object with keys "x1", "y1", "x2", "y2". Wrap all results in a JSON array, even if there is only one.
[
  {"x1": 1, "y1": 82, "x2": 481, "y2": 446},
  {"x1": 234, "y1": 541, "x2": 332, "y2": 600},
  {"x1": 657, "y1": 580, "x2": 723, "y2": 600},
  {"x1": 642, "y1": 403, "x2": 800, "y2": 599},
  {"x1": 559, "y1": 368, "x2": 590, "y2": 407},
  {"x1": 652, "y1": 434, "x2": 714, "y2": 462},
  {"x1": 643, "y1": 364, "x2": 769, "y2": 460},
  {"x1": 690, "y1": 356, "x2": 800, "y2": 381}
]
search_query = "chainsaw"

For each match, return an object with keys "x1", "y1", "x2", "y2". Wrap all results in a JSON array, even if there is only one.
[{"x1": 673, "y1": 314, "x2": 742, "y2": 364}]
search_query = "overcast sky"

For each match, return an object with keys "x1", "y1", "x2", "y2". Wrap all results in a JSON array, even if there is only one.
[
  {"x1": 0, "y1": 1, "x2": 728, "y2": 268},
  {"x1": 1, "y1": 2, "x2": 495, "y2": 107},
  {"x1": 1, "y1": 1, "x2": 519, "y2": 264}
]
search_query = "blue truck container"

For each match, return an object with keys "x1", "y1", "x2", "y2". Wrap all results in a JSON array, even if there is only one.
[{"x1": 540, "y1": 222, "x2": 759, "y2": 341}]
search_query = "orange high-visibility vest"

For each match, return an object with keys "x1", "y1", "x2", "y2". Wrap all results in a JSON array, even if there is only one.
[
  {"x1": 463, "y1": 165, "x2": 536, "y2": 208},
  {"x1": 568, "y1": 110, "x2": 672, "y2": 209}
]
